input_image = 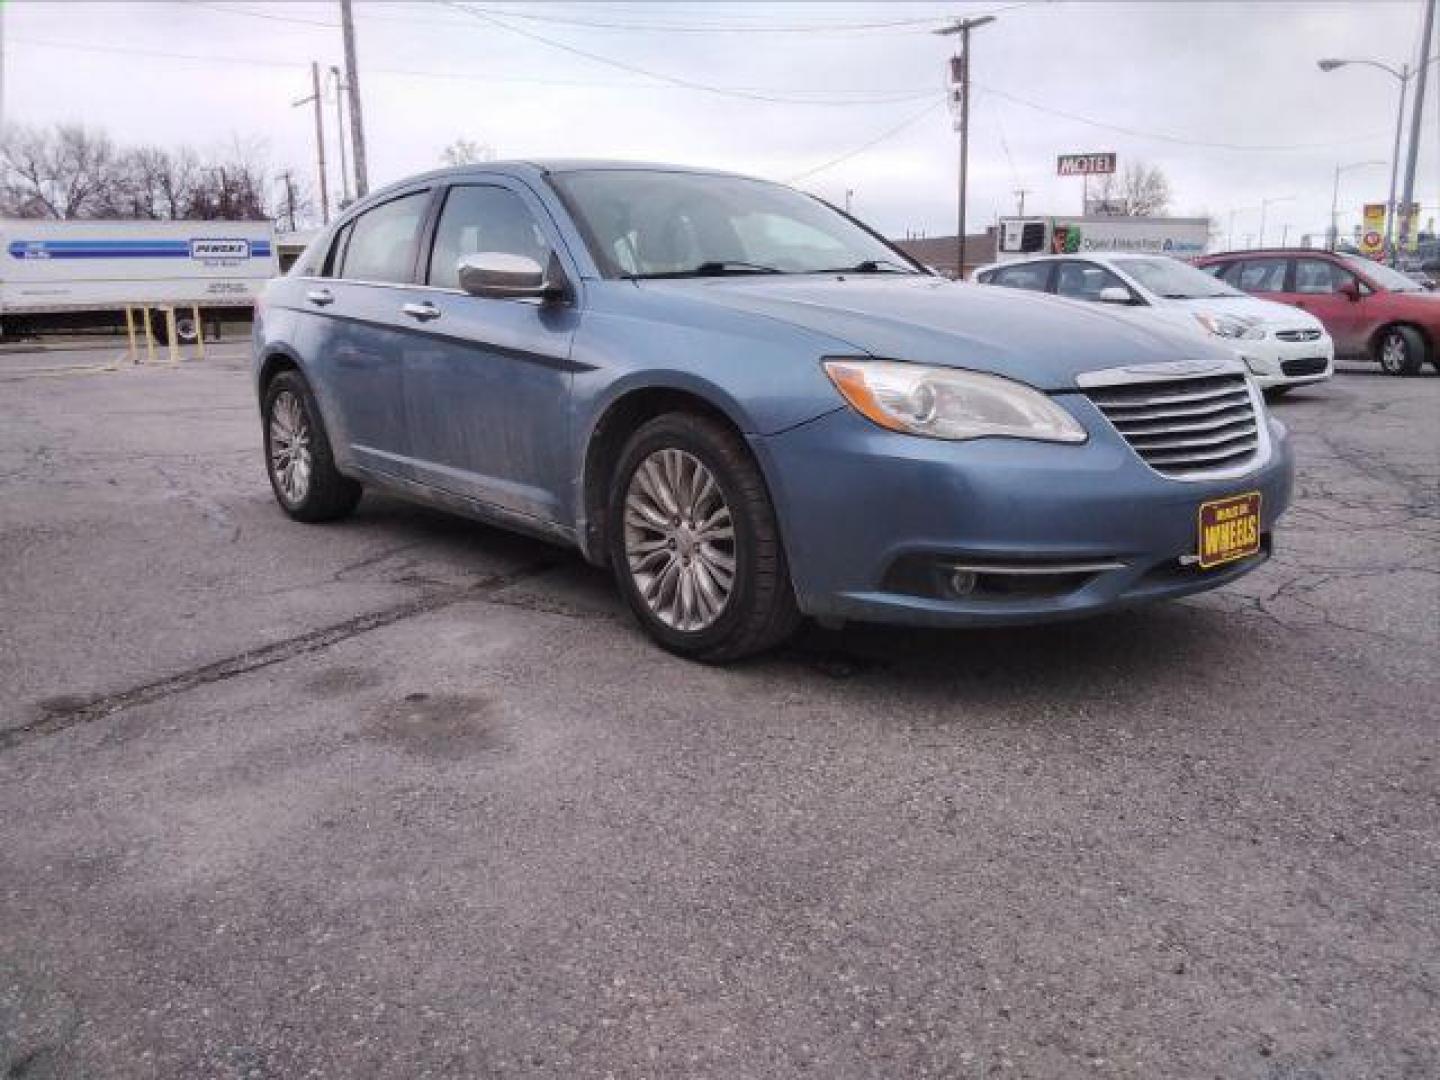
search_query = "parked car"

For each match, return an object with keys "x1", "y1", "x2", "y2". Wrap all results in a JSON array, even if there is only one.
[
  {"x1": 1194, "y1": 248, "x2": 1440, "y2": 375},
  {"x1": 973, "y1": 253, "x2": 1333, "y2": 395},
  {"x1": 254, "y1": 162, "x2": 1293, "y2": 660}
]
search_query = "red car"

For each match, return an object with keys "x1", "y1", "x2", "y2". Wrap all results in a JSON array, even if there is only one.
[{"x1": 1194, "y1": 249, "x2": 1440, "y2": 376}]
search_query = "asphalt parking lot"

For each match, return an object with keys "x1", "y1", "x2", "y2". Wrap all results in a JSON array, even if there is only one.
[{"x1": 1, "y1": 343, "x2": 1436, "y2": 1079}]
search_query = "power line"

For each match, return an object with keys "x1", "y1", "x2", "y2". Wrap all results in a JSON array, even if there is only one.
[
  {"x1": 440, "y1": 1, "x2": 939, "y2": 105},
  {"x1": 977, "y1": 81, "x2": 1392, "y2": 152},
  {"x1": 786, "y1": 98, "x2": 946, "y2": 183},
  {"x1": 6, "y1": 35, "x2": 932, "y2": 102},
  {"x1": 189, "y1": 0, "x2": 1017, "y2": 35}
]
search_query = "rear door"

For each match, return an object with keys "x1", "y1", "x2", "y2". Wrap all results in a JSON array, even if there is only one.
[
  {"x1": 400, "y1": 179, "x2": 580, "y2": 524},
  {"x1": 304, "y1": 187, "x2": 434, "y2": 478},
  {"x1": 1290, "y1": 256, "x2": 1369, "y2": 354}
]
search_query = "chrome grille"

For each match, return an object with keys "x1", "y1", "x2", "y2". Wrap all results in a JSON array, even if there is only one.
[
  {"x1": 1085, "y1": 374, "x2": 1261, "y2": 479},
  {"x1": 1275, "y1": 329, "x2": 1322, "y2": 342}
]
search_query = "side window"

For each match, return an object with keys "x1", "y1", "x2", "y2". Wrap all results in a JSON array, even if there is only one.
[
  {"x1": 1293, "y1": 258, "x2": 1354, "y2": 295},
  {"x1": 989, "y1": 263, "x2": 1051, "y2": 291},
  {"x1": 1055, "y1": 261, "x2": 1130, "y2": 301},
  {"x1": 1235, "y1": 259, "x2": 1287, "y2": 292},
  {"x1": 427, "y1": 185, "x2": 551, "y2": 289},
  {"x1": 338, "y1": 191, "x2": 429, "y2": 283},
  {"x1": 1199, "y1": 263, "x2": 1228, "y2": 279}
]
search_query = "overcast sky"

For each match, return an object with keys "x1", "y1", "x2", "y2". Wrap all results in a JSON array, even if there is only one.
[{"x1": 6, "y1": 1, "x2": 1436, "y2": 243}]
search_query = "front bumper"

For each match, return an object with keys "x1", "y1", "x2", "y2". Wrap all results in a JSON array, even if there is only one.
[
  {"x1": 1233, "y1": 335, "x2": 1335, "y2": 389},
  {"x1": 750, "y1": 398, "x2": 1294, "y2": 628}
]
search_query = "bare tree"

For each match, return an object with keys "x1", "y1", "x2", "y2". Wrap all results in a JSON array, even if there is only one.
[
  {"x1": 1092, "y1": 162, "x2": 1173, "y2": 217},
  {"x1": 0, "y1": 123, "x2": 117, "y2": 218},
  {"x1": 1, "y1": 123, "x2": 281, "y2": 222},
  {"x1": 440, "y1": 138, "x2": 496, "y2": 167}
]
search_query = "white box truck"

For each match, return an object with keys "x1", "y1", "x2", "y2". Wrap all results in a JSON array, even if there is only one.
[
  {"x1": 0, "y1": 219, "x2": 278, "y2": 342},
  {"x1": 997, "y1": 215, "x2": 1210, "y2": 263}
]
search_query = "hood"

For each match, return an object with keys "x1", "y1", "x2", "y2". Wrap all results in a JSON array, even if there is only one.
[
  {"x1": 640, "y1": 274, "x2": 1240, "y2": 391},
  {"x1": 1164, "y1": 293, "x2": 1325, "y2": 330}
]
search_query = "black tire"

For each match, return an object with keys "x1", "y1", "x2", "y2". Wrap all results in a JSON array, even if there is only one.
[
  {"x1": 606, "y1": 412, "x2": 801, "y2": 662},
  {"x1": 145, "y1": 309, "x2": 200, "y2": 346},
  {"x1": 261, "y1": 370, "x2": 362, "y2": 523},
  {"x1": 1375, "y1": 325, "x2": 1426, "y2": 375}
]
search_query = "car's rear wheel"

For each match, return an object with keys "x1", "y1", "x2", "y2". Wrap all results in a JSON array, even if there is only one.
[
  {"x1": 1376, "y1": 325, "x2": 1426, "y2": 375},
  {"x1": 607, "y1": 413, "x2": 800, "y2": 661},
  {"x1": 262, "y1": 370, "x2": 362, "y2": 522}
]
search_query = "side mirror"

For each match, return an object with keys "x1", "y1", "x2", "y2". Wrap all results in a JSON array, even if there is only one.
[
  {"x1": 1338, "y1": 280, "x2": 1361, "y2": 302},
  {"x1": 457, "y1": 251, "x2": 566, "y2": 301},
  {"x1": 1097, "y1": 286, "x2": 1133, "y2": 305}
]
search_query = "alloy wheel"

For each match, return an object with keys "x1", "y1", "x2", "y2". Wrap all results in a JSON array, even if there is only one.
[
  {"x1": 268, "y1": 390, "x2": 313, "y2": 504},
  {"x1": 1381, "y1": 333, "x2": 1408, "y2": 373},
  {"x1": 623, "y1": 448, "x2": 736, "y2": 632}
]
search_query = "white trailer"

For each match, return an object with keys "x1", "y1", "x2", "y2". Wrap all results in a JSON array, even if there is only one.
[
  {"x1": 0, "y1": 219, "x2": 277, "y2": 342},
  {"x1": 996, "y1": 215, "x2": 1210, "y2": 263}
]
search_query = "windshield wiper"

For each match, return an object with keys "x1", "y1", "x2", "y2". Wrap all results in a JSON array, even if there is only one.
[
  {"x1": 631, "y1": 261, "x2": 786, "y2": 280},
  {"x1": 817, "y1": 259, "x2": 916, "y2": 275}
]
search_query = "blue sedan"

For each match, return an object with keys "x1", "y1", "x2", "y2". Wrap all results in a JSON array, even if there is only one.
[{"x1": 253, "y1": 162, "x2": 1293, "y2": 660}]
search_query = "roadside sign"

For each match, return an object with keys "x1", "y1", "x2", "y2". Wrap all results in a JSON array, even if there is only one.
[
  {"x1": 1057, "y1": 152, "x2": 1117, "y2": 176},
  {"x1": 1360, "y1": 203, "x2": 1387, "y2": 257}
]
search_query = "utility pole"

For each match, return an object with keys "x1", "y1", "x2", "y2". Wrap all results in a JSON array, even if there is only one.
[
  {"x1": 1013, "y1": 188, "x2": 1031, "y2": 215},
  {"x1": 844, "y1": 189, "x2": 854, "y2": 214},
  {"x1": 282, "y1": 172, "x2": 298, "y2": 233},
  {"x1": 292, "y1": 62, "x2": 330, "y2": 225},
  {"x1": 330, "y1": 65, "x2": 351, "y2": 206},
  {"x1": 1399, "y1": 0, "x2": 1437, "y2": 251},
  {"x1": 340, "y1": 0, "x2": 369, "y2": 198},
  {"x1": 936, "y1": 15, "x2": 996, "y2": 279}
]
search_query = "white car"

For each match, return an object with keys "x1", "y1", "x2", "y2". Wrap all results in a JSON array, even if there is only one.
[{"x1": 973, "y1": 253, "x2": 1334, "y2": 394}]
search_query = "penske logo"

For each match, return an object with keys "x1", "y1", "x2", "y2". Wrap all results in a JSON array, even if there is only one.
[{"x1": 190, "y1": 239, "x2": 251, "y2": 259}]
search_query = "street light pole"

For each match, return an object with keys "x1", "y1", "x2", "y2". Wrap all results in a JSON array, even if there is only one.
[
  {"x1": 1400, "y1": 0, "x2": 1438, "y2": 250},
  {"x1": 936, "y1": 15, "x2": 995, "y2": 279},
  {"x1": 1329, "y1": 160, "x2": 1386, "y2": 250},
  {"x1": 1317, "y1": 57, "x2": 1434, "y2": 257}
]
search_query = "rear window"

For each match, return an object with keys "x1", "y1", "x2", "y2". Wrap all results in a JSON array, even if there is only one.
[
  {"x1": 1234, "y1": 259, "x2": 1287, "y2": 292},
  {"x1": 338, "y1": 191, "x2": 429, "y2": 284},
  {"x1": 988, "y1": 263, "x2": 1051, "y2": 291}
]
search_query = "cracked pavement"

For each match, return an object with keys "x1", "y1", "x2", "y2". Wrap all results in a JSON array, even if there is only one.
[{"x1": 0, "y1": 347, "x2": 1436, "y2": 1078}]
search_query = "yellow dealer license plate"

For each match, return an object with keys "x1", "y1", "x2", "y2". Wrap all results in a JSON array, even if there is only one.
[{"x1": 1197, "y1": 492, "x2": 1262, "y2": 569}]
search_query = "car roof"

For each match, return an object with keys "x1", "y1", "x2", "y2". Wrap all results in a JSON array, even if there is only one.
[
  {"x1": 372, "y1": 159, "x2": 762, "y2": 191},
  {"x1": 1199, "y1": 249, "x2": 1338, "y2": 260}
]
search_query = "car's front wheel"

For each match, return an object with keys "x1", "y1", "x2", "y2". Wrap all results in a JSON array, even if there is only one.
[
  {"x1": 262, "y1": 370, "x2": 362, "y2": 522},
  {"x1": 607, "y1": 413, "x2": 800, "y2": 662},
  {"x1": 1377, "y1": 325, "x2": 1426, "y2": 375}
]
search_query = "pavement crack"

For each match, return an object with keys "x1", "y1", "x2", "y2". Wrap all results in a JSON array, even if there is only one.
[{"x1": 1, "y1": 558, "x2": 558, "y2": 751}]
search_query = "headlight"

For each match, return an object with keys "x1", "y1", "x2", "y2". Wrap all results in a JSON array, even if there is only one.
[
  {"x1": 823, "y1": 359, "x2": 1087, "y2": 443},
  {"x1": 1194, "y1": 312, "x2": 1265, "y2": 341}
]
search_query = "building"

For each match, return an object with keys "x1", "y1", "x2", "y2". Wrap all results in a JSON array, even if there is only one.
[{"x1": 891, "y1": 230, "x2": 996, "y2": 280}]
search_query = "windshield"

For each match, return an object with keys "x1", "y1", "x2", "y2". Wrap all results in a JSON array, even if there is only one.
[
  {"x1": 549, "y1": 169, "x2": 921, "y2": 279},
  {"x1": 1116, "y1": 256, "x2": 1242, "y2": 299},
  {"x1": 1341, "y1": 254, "x2": 1423, "y2": 292}
]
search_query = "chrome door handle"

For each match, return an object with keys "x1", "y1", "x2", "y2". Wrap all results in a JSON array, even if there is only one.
[
  {"x1": 402, "y1": 301, "x2": 441, "y2": 322},
  {"x1": 306, "y1": 288, "x2": 334, "y2": 306}
]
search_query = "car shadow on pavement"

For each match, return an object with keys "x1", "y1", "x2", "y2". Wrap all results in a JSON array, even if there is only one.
[{"x1": 343, "y1": 493, "x2": 1244, "y2": 704}]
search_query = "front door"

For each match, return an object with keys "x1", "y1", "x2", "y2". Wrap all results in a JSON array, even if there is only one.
[
  {"x1": 400, "y1": 180, "x2": 580, "y2": 525},
  {"x1": 1288, "y1": 257, "x2": 1370, "y2": 355}
]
